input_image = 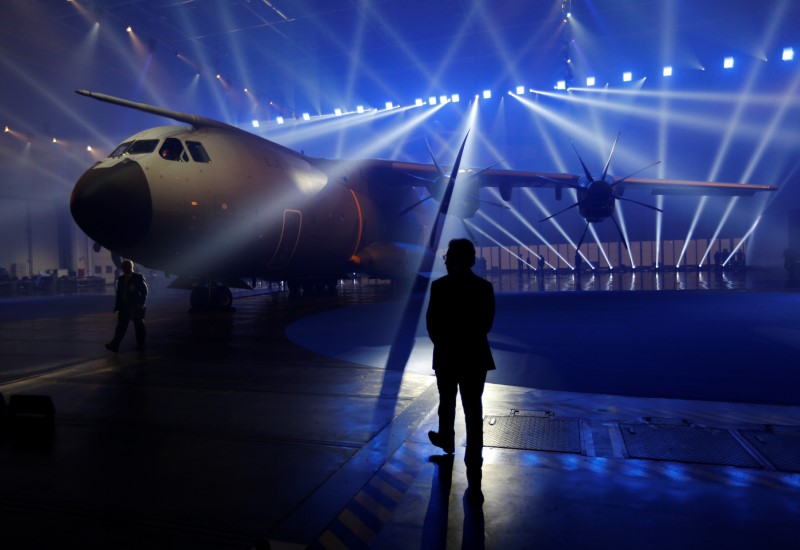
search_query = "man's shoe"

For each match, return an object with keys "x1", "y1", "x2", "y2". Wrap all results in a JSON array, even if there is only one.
[
  {"x1": 105, "y1": 343, "x2": 118, "y2": 353},
  {"x1": 428, "y1": 431, "x2": 455, "y2": 454}
]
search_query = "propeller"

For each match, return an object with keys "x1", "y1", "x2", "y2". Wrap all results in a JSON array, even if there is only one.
[{"x1": 428, "y1": 131, "x2": 470, "y2": 250}]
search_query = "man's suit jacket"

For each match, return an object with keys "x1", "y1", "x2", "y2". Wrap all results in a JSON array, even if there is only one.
[
  {"x1": 114, "y1": 272, "x2": 148, "y2": 312},
  {"x1": 426, "y1": 270, "x2": 496, "y2": 373}
]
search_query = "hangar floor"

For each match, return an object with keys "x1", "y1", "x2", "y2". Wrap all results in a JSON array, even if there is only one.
[{"x1": 1, "y1": 270, "x2": 799, "y2": 549}]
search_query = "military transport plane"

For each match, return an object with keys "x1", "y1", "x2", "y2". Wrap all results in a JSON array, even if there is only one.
[{"x1": 70, "y1": 90, "x2": 776, "y2": 308}]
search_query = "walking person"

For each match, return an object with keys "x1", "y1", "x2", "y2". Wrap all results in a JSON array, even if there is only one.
[
  {"x1": 106, "y1": 260, "x2": 148, "y2": 352},
  {"x1": 426, "y1": 239, "x2": 496, "y2": 503}
]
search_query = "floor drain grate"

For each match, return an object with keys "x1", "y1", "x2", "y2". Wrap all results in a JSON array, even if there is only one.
[{"x1": 483, "y1": 416, "x2": 582, "y2": 453}]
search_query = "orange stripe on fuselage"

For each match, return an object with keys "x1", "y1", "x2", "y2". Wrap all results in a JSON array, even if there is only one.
[{"x1": 348, "y1": 188, "x2": 363, "y2": 257}]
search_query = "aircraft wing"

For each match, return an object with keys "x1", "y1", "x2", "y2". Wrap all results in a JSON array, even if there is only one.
[{"x1": 363, "y1": 160, "x2": 777, "y2": 197}]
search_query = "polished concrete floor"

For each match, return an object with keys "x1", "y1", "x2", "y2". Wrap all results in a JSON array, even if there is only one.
[{"x1": 1, "y1": 270, "x2": 799, "y2": 549}]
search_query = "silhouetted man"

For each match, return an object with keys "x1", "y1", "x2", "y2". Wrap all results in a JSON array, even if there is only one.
[
  {"x1": 426, "y1": 239, "x2": 496, "y2": 503},
  {"x1": 106, "y1": 260, "x2": 147, "y2": 352}
]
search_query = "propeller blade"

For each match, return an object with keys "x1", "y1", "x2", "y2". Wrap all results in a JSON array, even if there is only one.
[
  {"x1": 428, "y1": 130, "x2": 470, "y2": 250},
  {"x1": 610, "y1": 214, "x2": 629, "y2": 250},
  {"x1": 571, "y1": 141, "x2": 594, "y2": 182},
  {"x1": 600, "y1": 131, "x2": 621, "y2": 182},
  {"x1": 610, "y1": 160, "x2": 662, "y2": 187},
  {"x1": 398, "y1": 195, "x2": 433, "y2": 216},
  {"x1": 470, "y1": 160, "x2": 505, "y2": 178},
  {"x1": 402, "y1": 172, "x2": 437, "y2": 185},
  {"x1": 425, "y1": 137, "x2": 446, "y2": 177},
  {"x1": 540, "y1": 200, "x2": 584, "y2": 222},
  {"x1": 474, "y1": 197, "x2": 511, "y2": 210},
  {"x1": 617, "y1": 196, "x2": 663, "y2": 212}
]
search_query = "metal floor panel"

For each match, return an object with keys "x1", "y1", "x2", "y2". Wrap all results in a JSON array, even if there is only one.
[
  {"x1": 620, "y1": 423, "x2": 761, "y2": 468},
  {"x1": 483, "y1": 415, "x2": 582, "y2": 453},
  {"x1": 739, "y1": 430, "x2": 800, "y2": 473}
]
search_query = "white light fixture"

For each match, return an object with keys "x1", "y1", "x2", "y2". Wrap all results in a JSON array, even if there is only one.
[
  {"x1": 623, "y1": 71, "x2": 632, "y2": 82},
  {"x1": 357, "y1": 105, "x2": 365, "y2": 113},
  {"x1": 302, "y1": 113, "x2": 310, "y2": 121},
  {"x1": 415, "y1": 98, "x2": 424, "y2": 106},
  {"x1": 516, "y1": 86, "x2": 525, "y2": 94},
  {"x1": 586, "y1": 76, "x2": 595, "y2": 86},
  {"x1": 276, "y1": 117, "x2": 284, "y2": 124},
  {"x1": 451, "y1": 94, "x2": 460, "y2": 103},
  {"x1": 782, "y1": 47, "x2": 794, "y2": 61},
  {"x1": 723, "y1": 57, "x2": 734, "y2": 69},
  {"x1": 334, "y1": 108, "x2": 342, "y2": 116},
  {"x1": 556, "y1": 80, "x2": 566, "y2": 90},
  {"x1": 251, "y1": 120, "x2": 260, "y2": 128},
  {"x1": 663, "y1": 66, "x2": 673, "y2": 77},
  {"x1": 429, "y1": 96, "x2": 437, "y2": 105},
  {"x1": 385, "y1": 101, "x2": 393, "y2": 110},
  {"x1": 482, "y1": 90, "x2": 491, "y2": 99},
  {"x1": 439, "y1": 95, "x2": 448, "y2": 105}
]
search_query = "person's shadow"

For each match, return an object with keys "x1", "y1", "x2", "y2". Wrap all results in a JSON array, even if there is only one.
[
  {"x1": 422, "y1": 455, "x2": 486, "y2": 549},
  {"x1": 421, "y1": 454, "x2": 453, "y2": 548}
]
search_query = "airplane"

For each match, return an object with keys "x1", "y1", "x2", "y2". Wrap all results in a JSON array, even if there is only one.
[{"x1": 69, "y1": 90, "x2": 777, "y2": 308}]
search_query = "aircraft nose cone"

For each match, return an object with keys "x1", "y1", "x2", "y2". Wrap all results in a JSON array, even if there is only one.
[{"x1": 70, "y1": 159, "x2": 152, "y2": 251}]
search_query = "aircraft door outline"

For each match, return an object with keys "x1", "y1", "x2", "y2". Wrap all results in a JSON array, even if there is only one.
[{"x1": 268, "y1": 209, "x2": 302, "y2": 268}]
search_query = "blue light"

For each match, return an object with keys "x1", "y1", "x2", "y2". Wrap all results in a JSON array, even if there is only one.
[
  {"x1": 623, "y1": 71, "x2": 632, "y2": 82},
  {"x1": 723, "y1": 56, "x2": 734, "y2": 69},
  {"x1": 516, "y1": 85, "x2": 525, "y2": 94},
  {"x1": 482, "y1": 89, "x2": 492, "y2": 99},
  {"x1": 663, "y1": 66, "x2": 673, "y2": 77},
  {"x1": 783, "y1": 47, "x2": 795, "y2": 61},
  {"x1": 586, "y1": 76, "x2": 595, "y2": 87}
]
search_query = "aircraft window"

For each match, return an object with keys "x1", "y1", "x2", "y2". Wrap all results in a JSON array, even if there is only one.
[
  {"x1": 126, "y1": 139, "x2": 160, "y2": 155},
  {"x1": 186, "y1": 141, "x2": 211, "y2": 163},
  {"x1": 159, "y1": 138, "x2": 186, "y2": 162},
  {"x1": 109, "y1": 141, "x2": 133, "y2": 158}
]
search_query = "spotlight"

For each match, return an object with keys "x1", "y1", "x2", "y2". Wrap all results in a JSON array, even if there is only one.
[
  {"x1": 622, "y1": 71, "x2": 632, "y2": 82},
  {"x1": 556, "y1": 80, "x2": 566, "y2": 90},
  {"x1": 385, "y1": 101, "x2": 393, "y2": 110},
  {"x1": 251, "y1": 120, "x2": 260, "y2": 128},
  {"x1": 451, "y1": 94, "x2": 460, "y2": 103},
  {"x1": 86, "y1": 146, "x2": 92, "y2": 152},
  {"x1": 482, "y1": 90, "x2": 491, "y2": 99},
  {"x1": 723, "y1": 57, "x2": 734, "y2": 69},
  {"x1": 356, "y1": 105, "x2": 364, "y2": 113},
  {"x1": 516, "y1": 85, "x2": 525, "y2": 94},
  {"x1": 586, "y1": 76, "x2": 595, "y2": 86},
  {"x1": 429, "y1": 96, "x2": 437, "y2": 105},
  {"x1": 276, "y1": 117, "x2": 284, "y2": 124},
  {"x1": 126, "y1": 26, "x2": 132, "y2": 33},
  {"x1": 244, "y1": 88, "x2": 248, "y2": 93},
  {"x1": 415, "y1": 98, "x2": 424, "y2": 106},
  {"x1": 334, "y1": 108, "x2": 342, "y2": 116},
  {"x1": 4, "y1": 126, "x2": 8, "y2": 133},
  {"x1": 216, "y1": 74, "x2": 221, "y2": 79},
  {"x1": 783, "y1": 47, "x2": 795, "y2": 61},
  {"x1": 52, "y1": 138, "x2": 58, "y2": 143},
  {"x1": 302, "y1": 113, "x2": 310, "y2": 120},
  {"x1": 663, "y1": 66, "x2": 673, "y2": 76}
]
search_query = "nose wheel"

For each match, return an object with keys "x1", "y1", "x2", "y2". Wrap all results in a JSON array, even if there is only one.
[{"x1": 190, "y1": 284, "x2": 233, "y2": 310}]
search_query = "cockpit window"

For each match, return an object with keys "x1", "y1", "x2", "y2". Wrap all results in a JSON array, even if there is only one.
[
  {"x1": 186, "y1": 141, "x2": 211, "y2": 163},
  {"x1": 159, "y1": 138, "x2": 188, "y2": 162},
  {"x1": 109, "y1": 141, "x2": 133, "y2": 158},
  {"x1": 126, "y1": 139, "x2": 160, "y2": 155}
]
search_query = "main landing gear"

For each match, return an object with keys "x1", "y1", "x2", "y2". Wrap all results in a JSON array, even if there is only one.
[{"x1": 190, "y1": 284, "x2": 234, "y2": 310}]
